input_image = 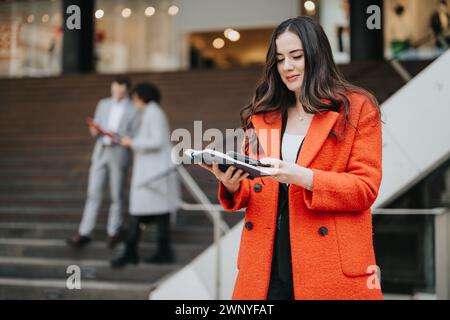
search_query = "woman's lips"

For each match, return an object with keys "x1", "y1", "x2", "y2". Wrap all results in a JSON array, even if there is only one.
[{"x1": 286, "y1": 74, "x2": 300, "y2": 82}]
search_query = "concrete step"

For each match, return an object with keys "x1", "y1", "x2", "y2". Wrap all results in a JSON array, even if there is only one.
[
  {"x1": 0, "y1": 277, "x2": 153, "y2": 299},
  {"x1": 0, "y1": 257, "x2": 180, "y2": 284},
  {"x1": 0, "y1": 146, "x2": 93, "y2": 153},
  {"x1": 0, "y1": 135, "x2": 90, "y2": 142},
  {"x1": 0, "y1": 186, "x2": 198, "y2": 206},
  {"x1": 0, "y1": 154, "x2": 90, "y2": 163},
  {"x1": 0, "y1": 162, "x2": 89, "y2": 171},
  {"x1": 0, "y1": 141, "x2": 92, "y2": 149},
  {"x1": 0, "y1": 222, "x2": 213, "y2": 244},
  {"x1": 0, "y1": 128, "x2": 87, "y2": 136},
  {"x1": 0, "y1": 238, "x2": 204, "y2": 263},
  {"x1": 0, "y1": 173, "x2": 91, "y2": 183},
  {"x1": 0, "y1": 197, "x2": 94, "y2": 207},
  {"x1": 0, "y1": 192, "x2": 89, "y2": 199},
  {"x1": 0, "y1": 172, "x2": 217, "y2": 190},
  {"x1": 0, "y1": 171, "x2": 88, "y2": 179},
  {"x1": 0, "y1": 214, "x2": 242, "y2": 232},
  {"x1": 0, "y1": 198, "x2": 108, "y2": 207},
  {"x1": 0, "y1": 213, "x2": 213, "y2": 228},
  {"x1": 0, "y1": 181, "x2": 87, "y2": 193},
  {"x1": 0, "y1": 208, "x2": 226, "y2": 227}
]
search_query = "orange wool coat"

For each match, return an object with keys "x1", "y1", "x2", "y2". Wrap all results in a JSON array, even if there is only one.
[{"x1": 218, "y1": 92, "x2": 383, "y2": 300}]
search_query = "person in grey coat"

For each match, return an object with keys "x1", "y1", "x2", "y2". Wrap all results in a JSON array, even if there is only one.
[
  {"x1": 111, "y1": 82, "x2": 180, "y2": 268},
  {"x1": 67, "y1": 76, "x2": 141, "y2": 248}
]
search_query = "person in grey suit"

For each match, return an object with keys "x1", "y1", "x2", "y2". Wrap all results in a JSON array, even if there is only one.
[
  {"x1": 67, "y1": 76, "x2": 141, "y2": 248},
  {"x1": 111, "y1": 82, "x2": 180, "y2": 268}
]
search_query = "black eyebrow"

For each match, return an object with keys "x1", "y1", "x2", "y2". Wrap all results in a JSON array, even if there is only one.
[{"x1": 276, "y1": 49, "x2": 304, "y2": 55}]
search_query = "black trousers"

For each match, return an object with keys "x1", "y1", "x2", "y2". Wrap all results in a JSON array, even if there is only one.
[{"x1": 126, "y1": 213, "x2": 171, "y2": 255}]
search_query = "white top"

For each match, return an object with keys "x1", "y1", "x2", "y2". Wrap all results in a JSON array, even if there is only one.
[
  {"x1": 282, "y1": 133, "x2": 305, "y2": 164},
  {"x1": 102, "y1": 98, "x2": 128, "y2": 145},
  {"x1": 282, "y1": 133, "x2": 305, "y2": 186}
]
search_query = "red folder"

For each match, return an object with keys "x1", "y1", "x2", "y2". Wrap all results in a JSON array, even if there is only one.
[{"x1": 86, "y1": 117, "x2": 119, "y2": 142}]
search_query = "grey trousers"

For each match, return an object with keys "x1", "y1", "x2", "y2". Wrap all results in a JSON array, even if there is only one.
[{"x1": 79, "y1": 146, "x2": 128, "y2": 237}]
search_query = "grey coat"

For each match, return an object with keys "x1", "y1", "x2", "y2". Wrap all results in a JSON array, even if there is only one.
[
  {"x1": 129, "y1": 102, "x2": 180, "y2": 215},
  {"x1": 91, "y1": 97, "x2": 141, "y2": 167}
]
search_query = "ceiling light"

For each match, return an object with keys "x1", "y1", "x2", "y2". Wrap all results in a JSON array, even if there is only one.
[
  {"x1": 304, "y1": 1, "x2": 316, "y2": 12},
  {"x1": 227, "y1": 30, "x2": 240, "y2": 42},
  {"x1": 213, "y1": 38, "x2": 225, "y2": 49},
  {"x1": 95, "y1": 9, "x2": 104, "y2": 19},
  {"x1": 168, "y1": 5, "x2": 179, "y2": 16},
  {"x1": 121, "y1": 8, "x2": 132, "y2": 18},
  {"x1": 145, "y1": 6, "x2": 155, "y2": 17}
]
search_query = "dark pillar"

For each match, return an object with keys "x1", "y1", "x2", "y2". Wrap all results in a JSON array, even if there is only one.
[
  {"x1": 349, "y1": 0, "x2": 384, "y2": 60},
  {"x1": 62, "y1": 0, "x2": 95, "y2": 73}
]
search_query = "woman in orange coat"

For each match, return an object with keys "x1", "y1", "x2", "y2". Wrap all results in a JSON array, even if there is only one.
[{"x1": 198, "y1": 16, "x2": 383, "y2": 300}]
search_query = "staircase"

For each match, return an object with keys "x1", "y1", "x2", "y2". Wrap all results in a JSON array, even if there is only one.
[{"x1": 0, "y1": 61, "x2": 432, "y2": 299}]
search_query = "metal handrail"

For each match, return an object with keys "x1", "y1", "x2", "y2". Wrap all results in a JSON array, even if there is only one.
[
  {"x1": 373, "y1": 207, "x2": 447, "y2": 215},
  {"x1": 388, "y1": 59, "x2": 413, "y2": 82},
  {"x1": 175, "y1": 165, "x2": 233, "y2": 300},
  {"x1": 387, "y1": 30, "x2": 450, "y2": 83}
]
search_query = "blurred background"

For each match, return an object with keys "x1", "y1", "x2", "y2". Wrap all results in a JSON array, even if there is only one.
[{"x1": 0, "y1": 0, "x2": 449, "y2": 300}]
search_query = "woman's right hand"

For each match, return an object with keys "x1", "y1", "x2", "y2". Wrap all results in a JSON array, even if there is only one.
[{"x1": 198, "y1": 163, "x2": 249, "y2": 194}]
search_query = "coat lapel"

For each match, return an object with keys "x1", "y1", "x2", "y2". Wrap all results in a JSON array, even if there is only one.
[
  {"x1": 297, "y1": 110, "x2": 340, "y2": 168},
  {"x1": 251, "y1": 112, "x2": 282, "y2": 159}
]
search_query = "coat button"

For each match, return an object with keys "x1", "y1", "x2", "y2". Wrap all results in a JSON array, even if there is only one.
[
  {"x1": 318, "y1": 227, "x2": 328, "y2": 236},
  {"x1": 253, "y1": 183, "x2": 263, "y2": 193},
  {"x1": 245, "y1": 221, "x2": 253, "y2": 231}
]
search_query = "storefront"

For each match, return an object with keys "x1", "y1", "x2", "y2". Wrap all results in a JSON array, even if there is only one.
[{"x1": 0, "y1": 0, "x2": 447, "y2": 78}]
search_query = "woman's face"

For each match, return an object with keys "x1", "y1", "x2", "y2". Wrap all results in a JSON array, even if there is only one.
[
  {"x1": 132, "y1": 93, "x2": 145, "y2": 109},
  {"x1": 275, "y1": 31, "x2": 305, "y2": 96}
]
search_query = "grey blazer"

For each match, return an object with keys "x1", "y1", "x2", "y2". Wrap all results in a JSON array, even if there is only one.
[{"x1": 91, "y1": 97, "x2": 141, "y2": 167}]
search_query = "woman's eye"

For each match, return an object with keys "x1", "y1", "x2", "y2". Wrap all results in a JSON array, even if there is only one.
[{"x1": 277, "y1": 56, "x2": 302, "y2": 63}]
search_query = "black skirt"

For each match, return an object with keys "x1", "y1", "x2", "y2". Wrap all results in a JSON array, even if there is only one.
[{"x1": 266, "y1": 183, "x2": 294, "y2": 300}]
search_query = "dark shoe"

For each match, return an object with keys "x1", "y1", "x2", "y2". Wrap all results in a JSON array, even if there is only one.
[
  {"x1": 144, "y1": 248, "x2": 175, "y2": 264},
  {"x1": 110, "y1": 251, "x2": 139, "y2": 269},
  {"x1": 67, "y1": 234, "x2": 91, "y2": 248},
  {"x1": 107, "y1": 234, "x2": 122, "y2": 249}
]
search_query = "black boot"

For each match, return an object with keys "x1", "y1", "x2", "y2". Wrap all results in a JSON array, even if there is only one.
[
  {"x1": 144, "y1": 213, "x2": 175, "y2": 264},
  {"x1": 110, "y1": 248, "x2": 139, "y2": 269},
  {"x1": 67, "y1": 234, "x2": 91, "y2": 248},
  {"x1": 111, "y1": 216, "x2": 142, "y2": 268}
]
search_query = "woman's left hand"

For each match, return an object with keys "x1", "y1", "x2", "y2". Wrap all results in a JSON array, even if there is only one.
[{"x1": 259, "y1": 157, "x2": 314, "y2": 190}]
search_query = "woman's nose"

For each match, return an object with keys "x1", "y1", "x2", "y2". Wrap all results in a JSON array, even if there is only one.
[{"x1": 283, "y1": 59, "x2": 294, "y2": 71}]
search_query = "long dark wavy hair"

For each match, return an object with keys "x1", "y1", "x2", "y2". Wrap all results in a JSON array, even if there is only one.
[{"x1": 240, "y1": 16, "x2": 381, "y2": 155}]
